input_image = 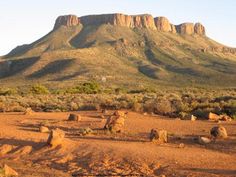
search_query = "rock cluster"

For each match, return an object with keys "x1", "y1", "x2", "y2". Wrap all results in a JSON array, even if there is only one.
[
  {"x1": 208, "y1": 112, "x2": 232, "y2": 121},
  {"x1": 53, "y1": 13, "x2": 206, "y2": 35}
]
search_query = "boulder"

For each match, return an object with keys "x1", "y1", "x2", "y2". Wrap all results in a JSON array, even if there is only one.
[
  {"x1": 47, "y1": 128, "x2": 65, "y2": 147},
  {"x1": 3, "y1": 164, "x2": 18, "y2": 176},
  {"x1": 198, "y1": 136, "x2": 211, "y2": 145},
  {"x1": 150, "y1": 129, "x2": 168, "y2": 143},
  {"x1": 104, "y1": 112, "x2": 127, "y2": 133},
  {"x1": 68, "y1": 113, "x2": 81, "y2": 121},
  {"x1": 210, "y1": 126, "x2": 228, "y2": 139},
  {"x1": 39, "y1": 126, "x2": 50, "y2": 133},
  {"x1": 220, "y1": 115, "x2": 232, "y2": 121},
  {"x1": 208, "y1": 112, "x2": 220, "y2": 121}
]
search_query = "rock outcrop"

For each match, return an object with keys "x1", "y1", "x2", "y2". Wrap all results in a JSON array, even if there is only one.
[
  {"x1": 154, "y1": 17, "x2": 171, "y2": 32},
  {"x1": 80, "y1": 14, "x2": 157, "y2": 30},
  {"x1": 53, "y1": 13, "x2": 206, "y2": 35},
  {"x1": 194, "y1": 23, "x2": 206, "y2": 35},
  {"x1": 176, "y1": 23, "x2": 195, "y2": 35},
  {"x1": 54, "y1": 15, "x2": 80, "y2": 29}
]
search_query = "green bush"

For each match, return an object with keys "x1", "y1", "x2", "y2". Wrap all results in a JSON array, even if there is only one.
[
  {"x1": 66, "y1": 82, "x2": 101, "y2": 94},
  {"x1": 30, "y1": 84, "x2": 50, "y2": 94},
  {"x1": 0, "y1": 88, "x2": 18, "y2": 95}
]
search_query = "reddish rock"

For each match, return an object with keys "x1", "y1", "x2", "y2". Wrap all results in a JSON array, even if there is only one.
[
  {"x1": 150, "y1": 129, "x2": 168, "y2": 143},
  {"x1": 210, "y1": 126, "x2": 228, "y2": 139},
  {"x1": 208, "y1": 112, "x2": 220, "y2": 121},
  {"x1": 54, "y1": 15, "x2": 80, "y2": 30},
  {"x1": 176, "y1": 23, "x2": 195, "y2": 35},
  {"x1": 132, "y1": 14, "x2": 156, "y2": 30},
  {"x1": 3, "y1": 164, "x2": 18, "y2": 176},
  {"x1": 47, "y1": 128, "x2": 65, "y2": 147},
  {"x1": 53, "y1": 13, "x2": 206, "y2": 36},
  {"x1": 154, "y1": 17, "x2": 171, "y2": 32}
]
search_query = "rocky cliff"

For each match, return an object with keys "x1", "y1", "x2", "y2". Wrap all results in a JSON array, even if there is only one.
[
  {"x1": 54, "y1": 15, "x2": 80, "y2": 29},
  {"x1": 53, "y1": 13, "x2": 206, "y2": 35}
]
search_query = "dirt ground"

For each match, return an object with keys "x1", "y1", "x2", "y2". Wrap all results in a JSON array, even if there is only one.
[{"x1": 0, "y1": 111, "x2": 235, "y2": 177}]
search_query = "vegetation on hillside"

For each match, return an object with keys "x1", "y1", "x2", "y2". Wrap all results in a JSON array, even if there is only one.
[{"x1": 0, "y1": 84, "x2": 235, "y2": 119}]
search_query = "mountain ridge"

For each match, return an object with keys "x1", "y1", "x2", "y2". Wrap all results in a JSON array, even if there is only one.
[
  {"x1": 53, "y1": 13, "x2": 206, "y2": 36},
  {"x1": 1, "y1": 13, "x2": 236, "y2": 88}
]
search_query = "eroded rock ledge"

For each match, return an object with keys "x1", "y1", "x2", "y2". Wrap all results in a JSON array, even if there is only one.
[{"x1": 53, "y1": 13, "x2": 206, "y2": 35}]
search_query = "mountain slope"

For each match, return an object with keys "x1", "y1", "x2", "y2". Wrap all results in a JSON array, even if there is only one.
[{"x1": 1, "y1": 13, "x2": 236, "y2": 88}]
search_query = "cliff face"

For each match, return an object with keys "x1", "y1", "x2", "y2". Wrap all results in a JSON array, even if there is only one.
[
  {"x1": 53, "y1": 13, "x2": 206, "y2": 35},
  {"x1": 54, "y1": 15, "x2": 80, "y2": 29},
  {"x1": 154, "y1": 17, "x2": 171, "y2": 32}
]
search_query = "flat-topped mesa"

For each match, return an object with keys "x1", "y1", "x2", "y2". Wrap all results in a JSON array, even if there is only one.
[
  {"x1": 80, "y1": 14, "x2": 157, "y2": 30},
  {"x1": 54, "y1": 15, "x2": 80, "y2": 29},
  {"x1": 53, "y1": 14, "x2": 206, "y2": 35}
]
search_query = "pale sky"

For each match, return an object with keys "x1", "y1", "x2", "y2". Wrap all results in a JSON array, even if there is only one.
[{"x1": 0, "y1": 0, "x2": 236, "y2": 55}]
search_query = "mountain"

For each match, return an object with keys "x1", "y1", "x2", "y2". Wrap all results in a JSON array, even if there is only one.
[{"x1": 1, "y1": 13, "x2": 236, "y2": 88}]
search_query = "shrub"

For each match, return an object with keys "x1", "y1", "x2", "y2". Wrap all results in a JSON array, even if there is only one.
[
  {"x1": 0, "y1": 88, "x2": 18, "y2": 96},
  {"x1": 154, "y1": 99, "x2": 173, "y2": 115},
  {"x1": 30, "y1": 84, "x2": 50, "y2": 94}
]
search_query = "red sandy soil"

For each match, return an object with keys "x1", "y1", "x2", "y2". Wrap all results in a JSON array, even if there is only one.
[{"x1": 0, "y1": 111, "x2": 235, "y2": 176}]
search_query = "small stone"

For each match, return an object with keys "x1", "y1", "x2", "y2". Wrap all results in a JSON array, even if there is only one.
[
  {"x1": 178, "y1": 143, "x2": 185, "y2": 148},
  {"x1": 198, "y1": 136, "x2": 211, "y2": 145},
  {"x1": 191, "y1": 115, "x2": 197, "y2": 121},
  {"x1": 78, "y1": 127, "x2": 93, "y2": 136},
  {"x1": 68, "y1": 114, "x2": 81, "y2": 121},
  {"x1": 210, "y1": 126, "x2": 228, "y2": 139},
  {"x1": 39, "y1": 126, "x2": 50, "y2": 133},
  {"x1": 3, "y1": 164, "x2": 18, "y2": 176},
  {"x1": 24, "y1": 108, "x2": 34, "y2": 115},
  {"x1": 47, "y1": 128, "x2": 65, "y2": 147}
]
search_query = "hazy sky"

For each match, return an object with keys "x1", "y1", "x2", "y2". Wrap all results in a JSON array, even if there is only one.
[{"x1": 1, "y1": 0, "x2": 236, "y2": 55}]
